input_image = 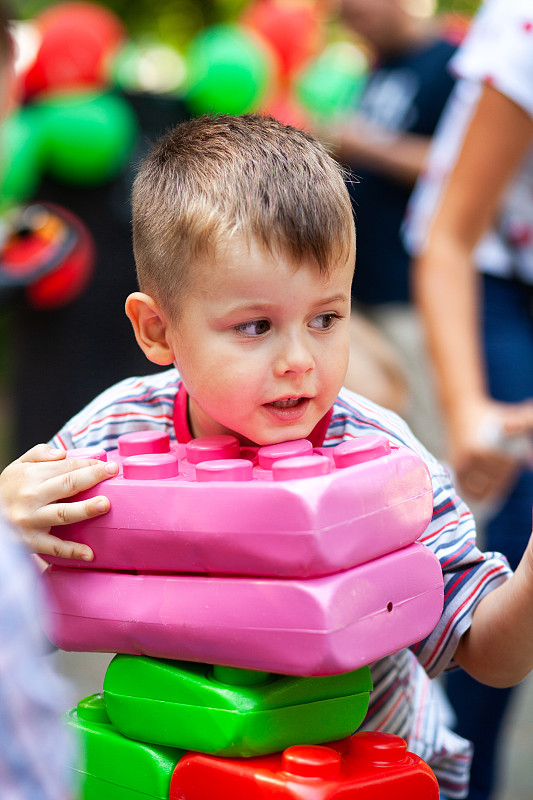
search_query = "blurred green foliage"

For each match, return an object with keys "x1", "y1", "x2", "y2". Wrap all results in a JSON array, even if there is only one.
[
  {"x1": 16, "y1": 0, "x2": 482, "y2": 49},
  {"x1": 438, "y1": 0, "x2": 481, "y2": 15}
]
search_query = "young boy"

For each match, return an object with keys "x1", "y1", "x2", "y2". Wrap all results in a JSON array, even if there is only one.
[{"x1": 1, "y1": 114, "x2": 532, "y2": 799}]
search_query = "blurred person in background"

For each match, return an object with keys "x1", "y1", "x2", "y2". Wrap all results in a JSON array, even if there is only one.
[
  {"x1": 406, "y1": 0, "x2": 533, "y2": 797},
  {"x1": 321, "y1": 0, "x2": 457, "y2": 455},
  {"x1": 0, "y1": 513, "x2": 75, "y2": 800},
  {"x1": 0, "y1": 5, "x2": 76, "y2": 798}
]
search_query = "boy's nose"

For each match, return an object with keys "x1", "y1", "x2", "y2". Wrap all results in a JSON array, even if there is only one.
[{"x1": 273, "y1": 335, "x2": 315, "y2": 376}]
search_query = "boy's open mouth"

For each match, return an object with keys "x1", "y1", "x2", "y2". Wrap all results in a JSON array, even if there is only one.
[
  {"x1": 263, "y1": 396, "x2": 311, "y2": 422},
  {"x1": 269, "y1": 397, "x2": 306, "y2": 409}
]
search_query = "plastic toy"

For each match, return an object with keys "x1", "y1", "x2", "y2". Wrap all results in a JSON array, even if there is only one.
[
  {"x1": 43, "y1": 431, "x2": 434, "y2": 576},
  {"x1": 41, "y1": 540, "x2": 443, "y2": 675},
  {"x1": 103, "y1": 656, "x2": 372, "y2": 756},
  {"x1": 65, "y1": 692, "x2": 184, "y2": 800},
  {"x1": 169, "y1": 731, "x2": 439, "y2": 799}
]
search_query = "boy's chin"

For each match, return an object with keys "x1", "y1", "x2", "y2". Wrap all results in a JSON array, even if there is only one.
[{"x1": 248, "y1": 425, "x2": 317, "y2": 449}]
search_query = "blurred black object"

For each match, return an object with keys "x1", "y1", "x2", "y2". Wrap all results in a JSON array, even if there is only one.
[{"x1": 0, "y1": 202, "x2": 95, "y2": 308}]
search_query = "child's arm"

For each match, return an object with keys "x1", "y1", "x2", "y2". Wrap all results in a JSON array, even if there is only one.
[
  {"x1": 0, "y1": 444, "x2": 119, "y2": 561},
  {"x1": 455, "y1": 528, "x2": 533, "y2": 687}
]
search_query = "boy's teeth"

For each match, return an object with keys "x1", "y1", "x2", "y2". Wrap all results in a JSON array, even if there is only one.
[{"x1": 272, "y1": 398, "x2": 300, "y2": 408}]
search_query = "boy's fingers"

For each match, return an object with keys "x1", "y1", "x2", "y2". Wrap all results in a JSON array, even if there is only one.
[
  {"x1": 35, "y1": 494, "x2": 112, "y2": 530},
  {"x1": 18, "y1": 444, "x2": 67, "y2": 463},
  {"x1": 26, "y1": 530, "x2": 94, "y2": 561},
  {"x1": 42, "y1": 460, "x2": 118, "y2": 502}
]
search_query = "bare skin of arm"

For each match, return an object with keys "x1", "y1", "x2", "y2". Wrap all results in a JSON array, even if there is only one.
[
  {"x1": 415, "y1": 84, "x2": 533, "y2": 501},
  {"x1": 455, "y1": 530, "x2": 533, "y2": 687}
]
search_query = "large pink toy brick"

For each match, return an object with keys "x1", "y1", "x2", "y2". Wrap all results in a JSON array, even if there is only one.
[
  {"x1": 42, "y1": 542, "x2": 443, "y2": 676},
  {"x1": 169, "y1": 732, "x2": 439, "y2": 799},
  {"x1": 44, "y1": 432, "x2": 434, "y2": 577}
]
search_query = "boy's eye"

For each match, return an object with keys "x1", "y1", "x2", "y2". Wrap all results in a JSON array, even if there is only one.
[
  {"x1": 235, "y1": 319, "x2": 270, "y2": 336},
  {"x1": 309, "y1": 313, "x2": 341, "y2": 330}
]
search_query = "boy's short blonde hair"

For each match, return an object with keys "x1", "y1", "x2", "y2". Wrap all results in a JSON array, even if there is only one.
[{"x1": 132, "y1": 114, "x2": 355, "y2": 316}]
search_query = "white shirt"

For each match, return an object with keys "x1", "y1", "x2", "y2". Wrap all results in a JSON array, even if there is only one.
[{"x1": 405, "y1": 0, "x2": 533, "y2": 284}]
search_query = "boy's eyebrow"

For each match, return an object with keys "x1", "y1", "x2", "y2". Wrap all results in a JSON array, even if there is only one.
[
  {"x1": 318, "y1": 293, "x2": 351, "y2": 305},
  {"x1": 221, "y1": 294, "x2": 350, "y2": 315}
]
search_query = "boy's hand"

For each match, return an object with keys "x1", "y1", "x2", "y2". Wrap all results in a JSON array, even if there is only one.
[{"x1": 0, "y1": 444, "x2": 119, "y2": 560}]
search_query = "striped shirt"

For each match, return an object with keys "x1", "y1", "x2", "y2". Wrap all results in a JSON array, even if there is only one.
[{"x1": 52, "y1": 368, "x2": 512, "y2": 798}]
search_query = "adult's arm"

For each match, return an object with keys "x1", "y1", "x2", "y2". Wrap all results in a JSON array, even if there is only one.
[
  {"x1": 326, "y1": 117, "x2": 430, "y2": 185},
  {"x1": 414, "y1": 83, "x2": 533, "y2": 499}
]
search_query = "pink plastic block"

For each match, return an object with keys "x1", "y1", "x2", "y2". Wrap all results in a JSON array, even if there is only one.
[
  {"x1": 118, "y1": 431, "x2": 171, "y2": 457},
  {"x1": 169, "y1": 732, "x2": 439, "y2": 799},
  {"x1": 41, "y1": 542, "x2": 443, "y2": 676},
  {"x1": 43, "y1": 433, "x2": 434, "y2": 578}
]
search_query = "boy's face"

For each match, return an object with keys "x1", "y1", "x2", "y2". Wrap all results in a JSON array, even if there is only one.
[{"x1": 167, "y1": 237, "x2": 355, "y2": 446}]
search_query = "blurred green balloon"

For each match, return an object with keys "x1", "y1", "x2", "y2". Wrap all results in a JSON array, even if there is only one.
[
  {"x1": 296, "y1": 42, "x2": 368, "y2": 123},
  {"x1": 37, "y1": 92, "x2": 139, "y2": 186},
  {"x1": 184, "y1": 24, "x2": 272, "y2": 115},
  {"x1": 0, "y1": 106, "x2": 46, "y2": 209}
]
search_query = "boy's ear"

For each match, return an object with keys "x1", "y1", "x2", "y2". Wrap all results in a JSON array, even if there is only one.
[{"x1": 125, "y1": 292, "x2": 175, "y2": 366}]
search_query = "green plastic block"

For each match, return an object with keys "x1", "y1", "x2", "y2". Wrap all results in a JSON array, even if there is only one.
[
  {"x1": 104, "y1": 656, "x2": 372, "y2": 757},
  {"x1": 65, "y1": 693, "x2": 184, "y2": 799}
]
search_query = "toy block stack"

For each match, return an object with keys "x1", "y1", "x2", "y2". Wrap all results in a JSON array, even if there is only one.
[{"x1": 40, "y1": 430, "x2": 444, "y2": 798}]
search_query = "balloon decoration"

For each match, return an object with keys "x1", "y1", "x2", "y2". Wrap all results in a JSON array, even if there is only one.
[
  {"x1": 22, "y1": 1, "x2": 126, "y2": 100},
  {"x1": 0, "y1": 3, "x2": 132, "y2": 309},
  {"x1": 0, "y1": 2, "x2": 139, "y2": 204},
  {"x1": 184, "y1": 24, "x2": 274, "y2": 116},
  {"x1": 242, "y1": 0, "x2": 324, "y2": 82},
  {"x1": 262, "y1": 86, "x2": 310, "y2": 130},
  {"x1": 111, "y1": 40, "x2": 186, "y2": 95},
  {"x1": 0, "y1": 0, "x2": 369, "y2": 213},
  {"x1": 0, "y1": 106, "x2": 46, "y2": 209},
  {"x1": 37, "y1": 91, "x2": 138, "y2": 186},
  {"x1": 296, "y1": 42, "x2": 368, "y2": 122}
]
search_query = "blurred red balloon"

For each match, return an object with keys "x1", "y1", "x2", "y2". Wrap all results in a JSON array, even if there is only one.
[
  {"x1": 22, "y1": 2, "x2": 125, "y2": 100},
  {"x1": 242, "y1": 0, "x2": 324, "y2": 81},
  {"x1": 262, "y1": 87, "x2": 310, "y2": 130}
]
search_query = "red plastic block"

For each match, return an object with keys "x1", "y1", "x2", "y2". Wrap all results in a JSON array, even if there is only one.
[{"x1": 169, "y1": 731, "x2": 439, "y2": 799}]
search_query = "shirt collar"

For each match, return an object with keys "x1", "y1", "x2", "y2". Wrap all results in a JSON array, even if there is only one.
[{"x1": 173, "y1": 382, "x2": 332, "y2": 447}]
